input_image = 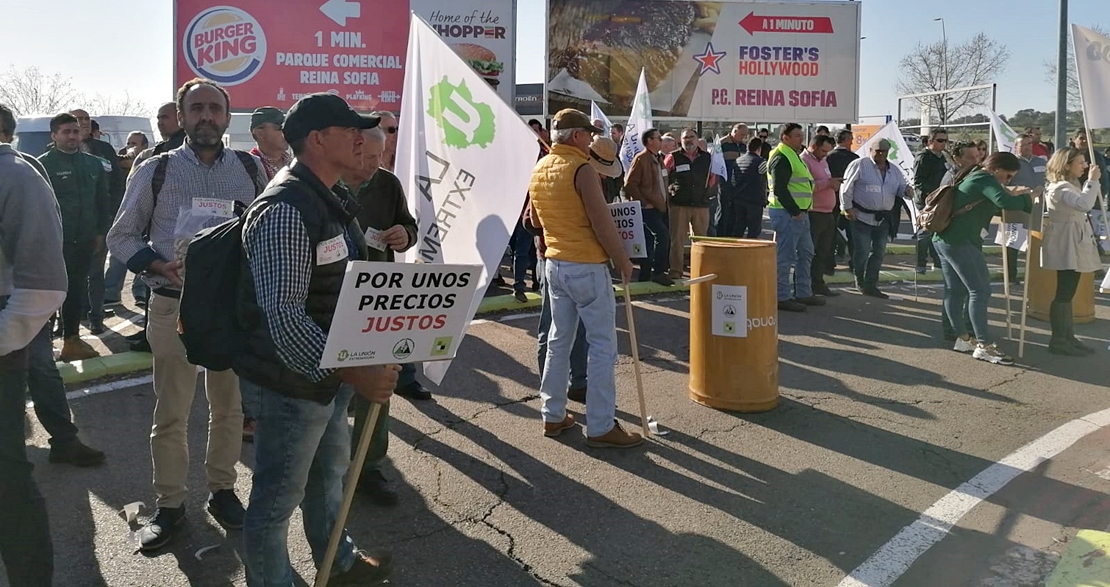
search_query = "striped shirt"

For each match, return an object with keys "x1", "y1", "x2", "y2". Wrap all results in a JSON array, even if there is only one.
[
  {"x1": 107, "y1": 143, "x2": 267, "y2": 290},
  {"x1": 241, "y1": 201, "x2": 358, "y2": 383}
]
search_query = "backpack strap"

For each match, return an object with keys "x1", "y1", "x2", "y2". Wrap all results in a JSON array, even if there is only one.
[
  {"x1": 145, "y1": 153, "x2": 172, "y2": 238},
  {"x1": 231, "y1": 149, "x2": 264, "y2": 196}
]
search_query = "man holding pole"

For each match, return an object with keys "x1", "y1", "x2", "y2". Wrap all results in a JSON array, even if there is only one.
[
  {"x1": 236, "y1": 93, "x2": 397, "y2": 586},
  {"x1": 529, "y1": 109, "x2": 642, "y2": 449}
]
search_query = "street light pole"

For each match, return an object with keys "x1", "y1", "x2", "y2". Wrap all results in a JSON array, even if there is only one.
[
  {"x1": 934, "y1": 17, "x2": 948, "y2": 125},
  {"x1": 1054, "y1": 0, "x2": 1068, "y2": 151}
]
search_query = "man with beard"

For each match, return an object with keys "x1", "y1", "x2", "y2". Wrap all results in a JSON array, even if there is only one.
[
  {"x1": 107, "y1": 78, "x2": 268, "y2": 551},
  {"x1": 38, "y1": 113, "x2": 111, "y2": 360}
]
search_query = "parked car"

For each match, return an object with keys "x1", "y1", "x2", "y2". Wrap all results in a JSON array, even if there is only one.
[{"x1": 14, "y1": 115, "x2": 155, "y2": 157}]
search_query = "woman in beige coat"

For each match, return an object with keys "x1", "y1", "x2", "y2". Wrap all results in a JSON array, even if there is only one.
[{"x1": 1041, "y1": 147, "x2": 1103, "y2": 355}]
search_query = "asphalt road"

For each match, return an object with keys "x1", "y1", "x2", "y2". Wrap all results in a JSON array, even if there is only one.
[{"x1": 13, "y1": 280, "x2": 1110, "y2": 587}]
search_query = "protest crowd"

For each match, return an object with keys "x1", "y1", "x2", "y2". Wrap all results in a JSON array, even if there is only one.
[{"x1": 2, "y1": 63, "x2": 1108, "y2": 585}]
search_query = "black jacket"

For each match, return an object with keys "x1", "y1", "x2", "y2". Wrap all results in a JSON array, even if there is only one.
[
  {"x1": 826, "y1": 147, "x2": 859, "y2": 180},
  {"x1": 235, "y1": 162, "x2": 369, "y2": 404},
  {"x1": 912, "y1": 150, "x2": 948, "y2": 207},
  {"x1": 667, "y1": 148, "x2": 713, "y2": 207},
  {"x1": 732, "y1": 152, "x2": 768, "y2": 206}
]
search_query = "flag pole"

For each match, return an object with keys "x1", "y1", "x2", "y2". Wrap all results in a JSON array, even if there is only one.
[
  {"x1": 1000, "y1": 216, "x2": 1013, "y2": 340},
  {"x1": 314, "y1": 400, "x2": 385, "y2": 587}
]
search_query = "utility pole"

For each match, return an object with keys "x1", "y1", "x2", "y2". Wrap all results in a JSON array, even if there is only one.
[
  {"x1": 934, "y1": 17, "x2": 948, "y2": 124},
  {"x1": 1054, "y1": 0, "x2": 1068, "y2": 151}
]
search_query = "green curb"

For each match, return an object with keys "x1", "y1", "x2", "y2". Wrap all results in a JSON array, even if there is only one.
[
  {"x1": 60, "y1": 351, "x2": 152, "y2": 386},
  {"x1": 59, "y1": 268, "x2": 1026, "y2": 385},
  {"x1": 680, "y1": 242, "x2": 1004, "y2": 256},
  {"x1": 1045, "y1": 529, "x2": 1110, "y2": 587}
]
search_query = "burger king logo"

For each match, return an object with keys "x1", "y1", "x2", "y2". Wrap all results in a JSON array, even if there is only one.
[{"x1": 183, "y1": 6, "x2": 267, "y2": 86}]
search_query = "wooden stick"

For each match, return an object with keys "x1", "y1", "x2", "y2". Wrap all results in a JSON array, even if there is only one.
[
  {"x1": 682, "y1": 273, "x2": 718, "y2": 286},
  {"x1": 621, "y1": 286, "x2": 650, "y2": 437},
  {"x1": 1001, "y1": 218, "x2": 1013, "y2": 340},
  {"x1": 1018, "y1": 256, "x2": 1032, "y2": 358},
  {"x1": 314, "y1": 400, "x2": 384, "y2": 587}
]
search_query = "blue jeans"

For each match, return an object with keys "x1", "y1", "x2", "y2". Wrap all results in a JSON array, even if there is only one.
[
  {"x1": 241, "y1": 380, "x2": 359, "y2": 587},
  {"x1": 639, "y1": 207, "x2": 670, "y2": 281},
  {"x1": 769, "y1": 208, "x2": 814, "y2": 301},
  {"x1": 104, "y1": 255, "x2": 147, "y2": 302},
  {"x1": 541, "y1": 259, "x2": 617, "y2": 437},
  {"x1": 850, "y1": 218, "x2": 889, "y2": 289},
  {"x1": 511, "y1": 221, "x2": 536, "y2": 293},
  {"x1": 934, "y1": 240, "x2": 993, "y2": 344},
  {"x1": 27, "y1": 321, "x2": 78, "y2": 446},
  {"x1": 537, "y1": 262, "x2": 587, "y2": 389}
]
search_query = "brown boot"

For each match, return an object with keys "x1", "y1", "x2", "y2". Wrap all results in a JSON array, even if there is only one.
[
  {"x1": 586, "y1": 420, "x2": 644, "y2": 449},
  {"x1": 59, "y1": 336, "x2": 99, "y2": 362},
  {"x1": 543, "y1": 414, "x2": 576, "y2": 438}
]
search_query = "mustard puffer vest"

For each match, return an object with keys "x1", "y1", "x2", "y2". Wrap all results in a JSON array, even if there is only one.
[{"x1": 529, "y1": 143, "x2": 608, "y2": 264}]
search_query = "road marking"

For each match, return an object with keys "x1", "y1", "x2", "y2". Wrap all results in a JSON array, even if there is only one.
[
  {"x1": 837, "y1": 407, "x2": 1110, "y2": 587},
  {"x1": 66, "y1": 375, "x2": 153, "y2": 401}
]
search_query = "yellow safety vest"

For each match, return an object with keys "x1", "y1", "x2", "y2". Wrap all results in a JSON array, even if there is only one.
[{"x1": 766, "y1": 142, "x2": 814, "y2": 210}]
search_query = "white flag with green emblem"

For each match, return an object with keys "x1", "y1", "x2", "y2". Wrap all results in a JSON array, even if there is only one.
[
  {"x1": 989, "y1": 110, "x2": 1019, "y2": 153},
  {"x1": 396, "y1": 14, "x2": 539, "y2": 384}
]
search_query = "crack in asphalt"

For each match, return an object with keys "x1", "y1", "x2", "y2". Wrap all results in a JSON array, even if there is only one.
[{"x1": 581, "y1": 562, "x2": 642, "y2": 586}]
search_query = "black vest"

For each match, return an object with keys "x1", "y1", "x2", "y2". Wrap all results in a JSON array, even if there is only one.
[
  {"x1": 234, "y1": 163, "x2": 368, "y2": 404},
  {"x1": 667, "y1": 149, "x2": 713, "y2": 207}
]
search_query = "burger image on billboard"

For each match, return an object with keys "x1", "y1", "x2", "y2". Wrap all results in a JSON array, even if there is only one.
[
  {"x1": 183, "y1": 6, "x2": 267, "y2": 86},
  {"x1": 452, "y1": 43, "x2": 502, "y2": 87}
]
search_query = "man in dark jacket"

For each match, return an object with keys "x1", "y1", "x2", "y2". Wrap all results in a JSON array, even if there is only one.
[
  {"x1": 237, "y1": 93, "x2": 396, "y2": 585},
  {"x1": 38, "y1": 113, "x2": 111, "y2": 361},
  {"x1": 827, "y1": 130, "x2": 860, "y2": 265},
  {"x1": 912, "y1": 129, "x2": 949, "y2": 272},
  {"x1": 71, "y1": 110, "x2": 125, "y2": 331},
  {"x1": 664, "y1": 128, "x2": 715, "y2": 278},
  {"x1": 130, "y1": 103, "x2": 187, "y2": 177},
  {"x1": 731, "y1": 137, "x2": 768, "y2": 238},
  {"x1": 341, "y1": 125, "x2": 419, "y2": 508}
]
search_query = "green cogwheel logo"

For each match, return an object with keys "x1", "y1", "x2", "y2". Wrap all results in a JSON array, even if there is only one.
[
  {"x1": 886, "y1": 141, "x2": 900, "y2": 162},
  {"x1": 337, "y1": 349, "x2": 349, "y2": 362},
  {"x1": 427, "y1": 77, "x2": 495, "y2": 149}
]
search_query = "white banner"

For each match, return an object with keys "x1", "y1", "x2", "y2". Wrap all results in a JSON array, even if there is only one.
[
  {"x1": 1073, "y1": 24, "x2": 1110, "y2": 129},
  {"x1": 854, "y1": 120, "x2": 917, "y2": 227},
  {"x1": 608, "y1": 200, "x2": 646, "y2": 259},
  {"x1": 590, "y1": 100, "x2": 612, "y2": 133},
  {"x1": 320, "y1": 262, "x2": 483, "y2": 368},
  {"x1": 993, "y1": 222, "x2": 1029, "y2": 252},
  {"x1": 709, "y1": 134, "x2": 728, "y2": 178},
  {"x1": 619, "y1": 68, "x2": 652, "y2": 174},
  {"x1": 396, "y1": 14, "x2": 538, "y2": 384},
  {"x1": 989, "y1": 110, "x2": 1019, "y2": 154}
]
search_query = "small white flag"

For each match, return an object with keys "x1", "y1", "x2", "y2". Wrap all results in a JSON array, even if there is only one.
[
  {"x1": 619, "y1": 68, "x2": 652, "y2": 174},
  {"x1": 989, "y1": 110, "x2": 1020, "y2": 154},
  {"x1": 709, "y1": 134, "x2": 728, "y2": 178},
  {"x1": 590, "y1": 101, "x2": 612, "y2": 133}
]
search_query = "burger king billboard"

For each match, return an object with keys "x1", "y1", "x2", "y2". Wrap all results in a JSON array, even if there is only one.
[{"x1": 174, "y1": 0, "x2": 516, "y2": 112}]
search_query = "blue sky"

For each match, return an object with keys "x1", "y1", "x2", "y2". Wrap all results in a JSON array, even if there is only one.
[{"x1": 3, "y1": 0, "x2": 1104, "y2": 119}]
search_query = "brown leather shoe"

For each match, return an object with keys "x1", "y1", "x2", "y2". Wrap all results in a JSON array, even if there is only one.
[
  {"x1": 543, "y1": 414, "x2": 576, "y2": 438},
  {"x1": 59, "y1": 336, "x2": 100, "y2": 362},
  {"x1": 586, "y1": 421, "x2": 644, "y2": 449}
]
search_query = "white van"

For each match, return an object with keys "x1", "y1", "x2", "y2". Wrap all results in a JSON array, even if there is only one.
[{"x1": 14, "y1": 115, "x2": 156, "y2": 157}]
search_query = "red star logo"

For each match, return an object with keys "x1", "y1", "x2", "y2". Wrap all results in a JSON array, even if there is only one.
[{"x1": 693, "y1": 42, "x2": 726, "y2": 75}]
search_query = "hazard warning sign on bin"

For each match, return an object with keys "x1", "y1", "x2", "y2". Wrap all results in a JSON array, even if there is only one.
[{"x1": 712, "y1": 285, "x2": 747, "y2": 338}]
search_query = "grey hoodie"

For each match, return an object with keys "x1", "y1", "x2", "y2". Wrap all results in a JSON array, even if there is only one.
[{"x1": 0, "y1": 143, "x2": 68, "y2": 356}]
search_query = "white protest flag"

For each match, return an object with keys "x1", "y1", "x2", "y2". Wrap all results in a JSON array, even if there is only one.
[
  {"x1": 854, "y1": 120, "x2": 917, "y2": 227},
  {"x1": 619, "y1": 68, "x2": 652, "y2": 173},
  {"x1": 989, "y1": 110, "x2": 1020, "y2": 153},
  {"x1": 1073, "y1": 24, "x2": 1110, "y2": 129},
  {"x1": 709, "y1": 134, "x2": 728, "y2": 178},
  {"x1": 396, "y1": 15, "x2": 538, "y2": 384},
  {"x1": 590, "y1": 101, "x2": 613, "y2": 133}
]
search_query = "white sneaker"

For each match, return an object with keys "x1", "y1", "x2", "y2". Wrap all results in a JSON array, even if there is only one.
[
  {"x1": 953, "y1": 335, "x2": 976, "y2": 353},
  {"x1": 973, "y1": 343, "x2": 1014, "y2": 365}
]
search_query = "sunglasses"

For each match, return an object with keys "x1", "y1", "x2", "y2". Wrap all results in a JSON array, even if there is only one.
[
  {"x1": 934, "y1": 138, "x2": 948, "y2": 143},
  {"x1": 384, "y1": 126, "x2": 398, "y2": 134}
]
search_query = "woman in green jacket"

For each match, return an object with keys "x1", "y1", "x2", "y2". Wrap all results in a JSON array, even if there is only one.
[{"x1": 934, "y1": 152, "x2": 1033, "y2": 365}]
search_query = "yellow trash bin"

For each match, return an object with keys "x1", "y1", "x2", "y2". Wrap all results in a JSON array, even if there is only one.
[
  {"x1": 1025, "y1": 232, "x2": 1096, "y2": 324},
  {"x1": 689, "y1": 239, "x2": 779, "y2": 412}
]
